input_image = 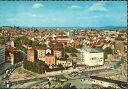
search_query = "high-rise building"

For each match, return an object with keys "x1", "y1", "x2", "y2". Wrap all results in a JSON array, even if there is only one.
[
  {"x1": 6, "y1": 47, "x2": 20, "y2": 65},
  {"x1": 27, "y1": 48, "x2": 38, "y2": 62},
  {"x1": 36, "y1": 46, "x2": 46, "y2": 61},
  {"x1": 27, "y1": 47, "x2": 63, "y2": 65},
  {"x1": 0, "y1": 47, "x2": 5, "y2": 64}
]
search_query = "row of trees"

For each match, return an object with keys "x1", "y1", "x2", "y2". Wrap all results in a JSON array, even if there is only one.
[
  {"x1": 14, "y1": 36, "x2": 47, "y2": 53},
  {"x1": 103, "y1": 47, "x2": 113, "y2": 59},
  {"x1": 0, "y1": 36, "x2": 5, "y2": 45},
  {"x1": 64, "y1": 47, "x2": 78, "y2": 57},
  {"x1": 14, "y1": 36, "x2": 47, "y2": 47},
  {"x1": 14, "y1": 36, "x2": 35, "y2": 48},
  {"x1": 56, "y1": 83, "x2": 77, "y2": 89},
  {"x1": 64, "y1": 47, "x2": 78, "y2": 53},
  {"x1": 23, "y1": 60, "x2": 66, "y2": 74},
  {"x1": 23, "y1": 60, "x2": 48, "y2": 74}
]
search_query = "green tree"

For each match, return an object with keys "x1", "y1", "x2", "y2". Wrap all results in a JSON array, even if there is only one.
[
  {"x1": 48, "y1": 43, "x2": 54, "y2": 48},
  {"x1": 62, "y1": 83, "x2": 71, "y2": 89},
  {"x1": 20, "y1": 36, "x2": 30, "y2": 45},
  {"x1": 31, "y1": 41, "x2": 40, "y2": 47},
  {"x1": 71, "y1": 53, "x2": 77, "y2": 57},
  {"x1": 14, "y1": 36, "x2": 32, "y2": 48},
  {"x1": 64, "y1": 47, "x2": 78, "y2": 53},
  {"x1": 71, "y1": 48, "x2": 78, "y2": 53},
  {"x1": 23, "y1": 60, "x2": 47, "y2": 74},
  {"x1": 14, "y1": 37, "x2": 21, "y2": 48},
  {"x1": 64, "y1": 47, "x2": 71, "y2": 53},
  {"x1": 103, "y1": 47, "x2": 113, "y2": 59},
  {"x1": 104, "y1": 47, "x2": 113, "y2": 54},
  {"x1": 0, "y1": 36, "x2": 5, "y2": 45},
  {"x1": 70, "y1": 86, "x2": 77, "y2": 89},
  {"x1": 57, "y1": 64, "x2": 63, "y2": 68},
  {"x1": 40, "y1": 44, "x2": 47, "y2": 47},
  {"x1": 65, "y1": 53, "x2": 69, "y2": 59},
  {"x1": 34, "y1": 29, "x2": 39, "y2": 33}
]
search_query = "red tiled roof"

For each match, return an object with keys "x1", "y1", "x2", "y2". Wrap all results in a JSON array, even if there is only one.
[
  {"x1": 50, "y1": 40, "x2": 58, "y2": 43},
  {"x1": 119, "y1": 30, "x2": 127, "y2": 33},
  {"x1": 115, "y1": 37, "x2": 125, "y2": 41},
  {"x1": 53, "y1": 48, "x2": 63, "y2": 51},
  {"x1": 34, "y1": 46, "x2": 46, "y2": 50},
  {"x1": 55, "y1": 36, "x2": 69, "y2": 39},
  {"x1": 28, "y1": 48, "x2": 35, "y2": 51},
  {"x1": 57, "y1": 40, "x2": 68, "y2": 42},
  {"x1": 7, "y1": 47, "x2": 18, "y2": 54}
]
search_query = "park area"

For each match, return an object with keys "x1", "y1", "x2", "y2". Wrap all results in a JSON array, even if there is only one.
[{"x1": 9, "y1": 67, "x2": 45, "y2": 82}]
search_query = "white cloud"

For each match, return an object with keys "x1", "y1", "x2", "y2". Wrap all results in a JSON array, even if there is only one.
[
  {"x1": 32, "y1": 3, "x2": 44, "y2": 8},
  {"x1": 31, "y1": 14, "x2": 37, "y2": 17},
  {"x1": 68, "y1": 5, "x2": 82, "y2": 9},
  {"x1": 25, "y1": 13, "x2": 37, "y2": 17},
  {"x1": 89, "y1": 2, "x2": 108, "y2": 11}
]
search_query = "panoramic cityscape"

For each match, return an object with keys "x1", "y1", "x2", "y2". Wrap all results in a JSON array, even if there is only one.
[{"x1": 0, "y1": 1, "x2": 127, "y2": 89}]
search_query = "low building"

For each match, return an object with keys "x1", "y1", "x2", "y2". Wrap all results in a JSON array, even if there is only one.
[
  {"x1": 81, "y1": 48, "x2": 104, "y2": 66},
  {"x1": 55, "y1": 36, "x2": 71, "y2": 44},
  {"x1": 45, "y1": 55, "x2": 56, "y2": 65},
  {"x1": 72, "y1": 40, "x2": 81, "y2": 48},
  {"x1": 45, "y1": 49, "x2": 56, "y2": 65},
  {"x1": 55, "y1": 36, "x2": 70, "y2": 41},
  {"x1": 56, "y1": 59, "x2": 72, "y2": 67},
  {"x1": 54, "y1": 48, "x2": 63, "y2": 58}
]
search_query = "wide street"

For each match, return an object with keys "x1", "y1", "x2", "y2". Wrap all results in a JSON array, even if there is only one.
[
  {"x1": 9, "y1": 66, "x2": 118, "y2": 88},
  {"x1": 0, "y1": 59, "x2": 127, "y2": 88}
]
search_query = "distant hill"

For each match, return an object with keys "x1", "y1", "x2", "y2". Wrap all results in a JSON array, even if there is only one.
[
  {"x1": 0, "y1": 26, "x2": 127, "y2": 30},
  {"x1": 97, "y1": 26, "x2": 127, "y2": 30}
]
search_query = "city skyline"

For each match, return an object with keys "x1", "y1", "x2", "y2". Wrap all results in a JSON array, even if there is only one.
[{"x1": 0, "y1": 1, "x2": 127, "y2": 27}]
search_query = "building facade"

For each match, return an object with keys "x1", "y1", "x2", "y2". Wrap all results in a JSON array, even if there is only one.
[
  {"x1": 36, "y1": 47, "x2": 46, "y2": 61},
  {"x1": 56, "y1": 59, "x2": 72, "y2": 67},
  {"x1": 0, "y1": 48, "x2": 5, "y2": 64},
  {"x1": 27, "y1": 47, "x2": 63, "y2": 65},
  {"x1": 45, "y1": 55, "x2": 56, "y2": 65},
  {"x1": 54, "y1": 48, "x2": 63, "y2": 58},
  {"x1": 6, "y1": 47, "x2": 20, "y2": 65},
  {"x1": 81, "y1": 48, "x2": 104, "y2": 66},
  {"x1": 27, "y1": 48, "x2": 38, "y2": 62}
]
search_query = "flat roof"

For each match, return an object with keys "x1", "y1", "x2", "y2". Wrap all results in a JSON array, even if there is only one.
[{"x1": 82, "y1": 48, "x2": 103, "y2": 53}]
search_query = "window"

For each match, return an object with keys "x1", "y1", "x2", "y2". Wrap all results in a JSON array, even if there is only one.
[{"x1": 91, "y1": 57, "x2": 97, "y2": 60}]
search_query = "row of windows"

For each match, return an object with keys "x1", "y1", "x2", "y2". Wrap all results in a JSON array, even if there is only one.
[
  {"x1": 0, "y1": 53, "x2": 5, "y2": 63},
  {"x1": 91, "y1": 57, "x2": 103, "y2": 60}
]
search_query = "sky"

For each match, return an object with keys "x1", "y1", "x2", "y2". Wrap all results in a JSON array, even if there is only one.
[{"x1": 0, "y1": 1, "x2": 127, "y2": 27}]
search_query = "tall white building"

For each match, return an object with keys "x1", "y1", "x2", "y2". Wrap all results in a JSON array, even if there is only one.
[{"x1": 81, "y1": 48, "x2": 104, "y2": 66}]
